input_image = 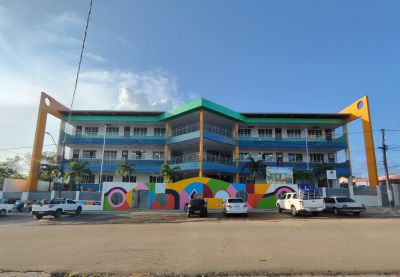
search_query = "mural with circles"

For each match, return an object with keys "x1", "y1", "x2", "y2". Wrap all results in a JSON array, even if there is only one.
[{"x1": 102, "y1": 177, "x2": 297, "y2": 211}]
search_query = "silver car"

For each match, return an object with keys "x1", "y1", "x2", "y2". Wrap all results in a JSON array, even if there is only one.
[
  {"x1": 324, "y1": 196, "x2": 366, "y2": 216},
  {"x1": 223, "y1": 197, "x2": 248, "y2": 216}
]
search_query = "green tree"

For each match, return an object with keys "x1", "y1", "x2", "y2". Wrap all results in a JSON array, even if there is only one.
[
  {"x1": 313, "y1": 163, "x2": 334, "y2": 187},
  {"x1": 0, "y1": 156, "x2": 25, "y2": 188},
  {"x1": 160, "y1": 163, "x2": 182, "y2": 183},
  {"x1": 115, "y1": 160, "x2": 134, "y2": 179},
  {"x1": 241, "y1": 156, "x2": 264, "y2": 182},
  {"x1": 64, "y1": 161, "x2": 92, "y2": 191},
  {"x1": 293, "y1": 170, "x2": 314, "y2": 184},
  {"x1": 39, "y1": 163, "x2": 59, "y2": 191}
]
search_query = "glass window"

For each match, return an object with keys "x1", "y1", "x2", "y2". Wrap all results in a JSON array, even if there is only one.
[
  {"x1": 258, "y1": 153, "x2": 273, "y2": 161},
  {"x1": 258, "y1": 129, "x2": 272, "y2": 137},
  {"x1": 102, "y1": 175, "x2": 113, "y2": 182},
  {"x1": 152, "y1": 151, "x2": 164, "y2": 160},
  {"x1": 280, "y1": 193, "x2": 287, "y2": 199},
  {"x1": 309, "y1": 153, "x2": 325, "y2": 163},
  {"x1": 287, "y1": 129, "x2": 302, "y2": 138},
  {"x1": 149, "y1": 176, "x2": 163, "y2": 183},
  {"x1": 292, "y1": 194, "x2": 298, "y2": 199},
  {"x1": 238, "y1": 128, "x2": 251, "y2": 137},
  {"x1": 84, "y1": 127, "x2": 98, "y2": 136},
  {"x1": 82, "y1": 150, "x2": 96, "y2": 159},
  {"x1": 132, "y1": 151, "x2": 146, "y2": 160},
  {"x1": 328, "y1": 153, "x2": 335, "y2": 163},
  {"x1": 82, "y1": 174, "x2": 95, "y2": 184},
  {"x1": 239, "y1": 153, "x2": 251, "y2": 160},
  {"x1": 308, "y1": 129, "x2": 323, "y2": 138},
  {"x1": 122, "y1": 150, "x2": 129, "y2": 160},
  {"x1": 67, "y1": 200, "x2": 75, "y2": 204},
  {"x1": 133, "y1": 127, "x2": 147, "y2": 136},
  {"x1": 106, "y1": 127, "x2": 119, "y2": 136},
  {"x1": 276, "y1": 153, "x2": 283, "y2": 163},
  {"x1": 122, "y1": 175, "x2": 137, "y2": 183},
  {"x1": 336, "y1": 197, "x2": 355, "y2": 203},
  {"x1": 72, "y1": 149, "x2": 79, "y2": 159},
  {"x1": 104, "y1": 151, "x2": 117, "y2": 160},
  {"x1": 154, "y1": 128, "x2": 166, "y2": 136},
  {"x1": 288, "y1": 153, "x2": 303, "y2": 163},
  {"x1": 227, "y1": 198, "x2": 244, "y2": 203}
]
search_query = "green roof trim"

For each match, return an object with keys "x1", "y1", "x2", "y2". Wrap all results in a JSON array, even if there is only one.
[{"x1": 65, "y1": 98, "x2": 346, "y2": 125}]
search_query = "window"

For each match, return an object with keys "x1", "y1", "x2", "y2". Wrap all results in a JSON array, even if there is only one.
[
  {"x1": 84, "y1": 127, "x2": 98, "y2": 136},
  {"x1": 324, "y1": 198, "x2": 336, "y2": 204},
  {"x1": 149, "y1": 175, "x2": 163, "y2": 183},
  {"x1": 82, "y1": 150, "x2": 96, "y2": 159},
  {"x1": 288, "y1": 153, "x2": 303, "y2": 163},
  {"x1": 279, "y1": 193, "x2": 287, "y2": 200},
  {"x1": 67, "y1": 200, "x2": 75, "y2": 204},
  {"x1": 258, "y1": 153, "x2": 273, "y2": 161},
  {"x1": 133, "y1": 127, "x2": 147, "y2": 136},
  {"x1": 287, "y1": 129, "x2": 302, "y2": 138},
  {"x1": 258, "y1": 129, "x2": 272, "y2": 137},
  {"x1": 154, "y1": 128, "x2": 166, "y2": 136},
  {"x1": 292, "y1": 194, "x2": 298, "y2": 199},
  {"x1": 122, "y1": 150, "x2": 129, "y2": 160},
  {"x1": 102, "y1": 175, "x2": 113, "y2": 182},
  {"x1": 122, "y1": 175, "x2": 137, "y2": 183},
  {"x1": 336, "y1": 197, "x2": 355, "y2": 203},
  {"x1": 152, "y1": 151, "x2": 164, "y2": 160},
  {"x1": 75, "y1": 126, "x2": 82, "y2": 137},
  {"x1": 276, "y1": 153, "x2": 283, "y2": 165},
  {"x1": 309, "y1": 153, "x2": 325, "y2": 163},
  {"x1": 328, "y1": 153, "x2": 335, "y2": 163},
  {"x1": 104, "y1": 150, "x2": 117, "y2": 160},
  {"x1": 227, "y1": 198, "x2": 244, "y2": 203},
  {"x1": 82, "y1": 174, "x2": 95, "y2": 184},
  {"x1": 132, "y1": 151, "x2": 146, "y2": 160},
  {"x1": 106, "y1": 126, "x2": 119, "y2": 136},
  {"x1": 239, "y1": 152, "x2": 251, "y2": 160},
  {"x1": 308, "y1": 129, "x2": 323, "y2": 138},
  {"x1": 238, "y1": 128, "x2": 251, "y2": 137},
  {"x1": 124, "y1": 127, "x2": 130, "y2": 138},
  {"x1": 72, "y1": 149, "x2": 80, "y2": 159}
]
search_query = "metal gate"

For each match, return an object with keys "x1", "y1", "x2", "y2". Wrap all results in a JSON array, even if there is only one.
[
  {"x1": 138, "y1": 190, "x2": 149, "y2": 209},
  {"x1": 380, "y1": 184, "x2": 390, "y2": 207}
]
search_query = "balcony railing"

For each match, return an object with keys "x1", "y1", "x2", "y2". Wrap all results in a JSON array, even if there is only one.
[
  {"x1": 204, "y1": 123, "x2": 233, "y2": 137},
  {"x1": 63, "y1": 132, "x2": 165, "y2": 140},
  {"x1": 69, "y1": 158, "x2": 164, "y2": 166},
  {"x1": 169, "y1": 153, "x2": 236, "y2": 166},
  {"x1": 170, "y1": 123, "x2": 233, "y2": 138},
  {"x1": 238, "y1": 135, "x2": 346, "y2": 142}
]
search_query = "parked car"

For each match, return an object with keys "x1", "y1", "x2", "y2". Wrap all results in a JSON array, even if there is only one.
[
  {"x1": 276, "y1": 190, "x2": 325, "y2": 216},
  {"x1": 31, "y1": 198, "x2": 82, "y2": 219},
  {"x1": 187, "y1": 199, "x2": 208, "y2": 217},
  {"x1": 324, "y1": 196, "x2": 366, "y2": 216},
  {"x1": 223, "y1": 197, "x2": 248, "y2": 216},
  {"x1": 0, "y1": 203, "x2": 13, "y2": 216}
]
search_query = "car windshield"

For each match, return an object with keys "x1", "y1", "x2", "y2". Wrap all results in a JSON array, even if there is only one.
[
  {"x1": 190, "y1": 199, "x2": 205, "y2": 205},
  {"x1": 228, "y1": 198, "x2": 244, "y2": 203},
  {"x1": 336, "y1": 197, "x2": 355, "y2": 203}
]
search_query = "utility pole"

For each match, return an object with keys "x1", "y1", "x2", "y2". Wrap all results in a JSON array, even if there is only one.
[{"x1": 380, "y1": 129, "x2": 393, "y2": 206}]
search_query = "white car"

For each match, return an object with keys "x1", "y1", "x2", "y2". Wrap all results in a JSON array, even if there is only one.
[
  {"x1": 223, "y1": 197, "x2": 248, "y2": 216},
  {"x1": 276, "y1": 191, "x2": 325, "y2": 216},
  {"x1": 0, "y1": 203, "x2": 13, "y2": 216},
  {"x1": 31, "y1": 198, "x2": 82, "y2": 219},
  {"x1": 324, "y1": 196, "x2": 366, "y2": 216}
]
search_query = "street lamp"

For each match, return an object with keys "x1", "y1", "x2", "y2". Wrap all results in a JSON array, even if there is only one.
[{"x1": 99, "y1": 123, "x2": 111, "y2": 191}]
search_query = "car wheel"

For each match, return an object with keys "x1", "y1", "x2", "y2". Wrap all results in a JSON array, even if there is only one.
[
  {"x1": 291, "y1": 206, "x2": 297, "y2": 217},
  {"x1": 333, "y1": 208, "x2": 339, "y2": 216},
  {"x1": 54, "y1": 209, "x2": 62, "y2": 219},
  {"x1": 187, "y1": 213, "x2": 191, "y2": 218},
  {"x1": 76, "y1": 206, "x2": 82, "y2": 215},
  {"x1": 35, "y1": 215, "x2": 43, "y2": 220},
  {"x1": 0, "y1": 209, "x2": 6, "y2": 217},
  {"x1": 277, "y1": 204, "x2": 283, "y2": 213},
  {"x1": 244, "y1": 213, "x2": 248, "y2": 217},
  {"x1": 353, "y1": 211, "x2": 360, "y2": 216}
]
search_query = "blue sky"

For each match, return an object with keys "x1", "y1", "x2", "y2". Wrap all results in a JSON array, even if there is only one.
[{"x1": 0, "y1": 0, "x2": 399, "y2": 177}]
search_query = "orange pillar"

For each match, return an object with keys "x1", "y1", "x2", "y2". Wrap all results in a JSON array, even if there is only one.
[
  {"x1": 27, "y1": 92, "x2": 68, "y2": 191},
  {"x1": 234, "y1": 122, "x2": 239, "y2": 183},
  {"x1": 340, "y1": 96, "x2": 379, "y2": 186},
  {"x1": 199, "y1": 109, "x2": 204, "y2": 177}
]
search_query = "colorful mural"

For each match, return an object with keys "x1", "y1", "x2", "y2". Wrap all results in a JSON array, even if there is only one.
[{"x1": 102, "y1": 177, "x2": 297, "y2": 211}]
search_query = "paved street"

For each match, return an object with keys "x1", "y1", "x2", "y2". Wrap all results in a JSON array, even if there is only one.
[{"x1": 0, "y1": 210, "x2": 400, "y2": 276}]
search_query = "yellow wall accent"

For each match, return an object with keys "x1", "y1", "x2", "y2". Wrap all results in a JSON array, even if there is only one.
[
  {"x1": 255, "y1": 184, "x2": 270, "y2": 194},
  {"x1": 27, "y1": 92, "x2": 69, "y2": 191},
  {"x1": 205, "y1": 198, "x2": 224, "y2": 209},
  {"x1": 166, "y1": 177, "x2": 211, "y2": 192},
  {"x1": 340, "y1": 96, "x2": 379, "y2": 186}
]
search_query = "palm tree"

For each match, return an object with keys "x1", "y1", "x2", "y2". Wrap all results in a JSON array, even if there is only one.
[
  {"x1": 115, "y1": 160, "x2": 134, "y2": 180},
  {"x1": 313, "y1": 163, "x2": 334, "y2": 187},
  {"x1": 39, "y1": 163, "x2": 59, "y2": 191},
  {"x1": 293, "y1": 170, "x2": 314, "y2": 184},
  {"x1": 65, "y1": 161, "x2": 92, "y2": 191},
  {"x1": 241, "y1": 156, "x2": 264, "y2": 183},
  {"x1": 160, "y1": 163, "x2": 182, "y2": 183}
]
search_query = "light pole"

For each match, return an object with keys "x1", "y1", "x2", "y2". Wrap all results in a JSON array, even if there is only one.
[
  {"x1": 44, "y1": 132, "x2": 58, "y2": 192},
  {"x1": 305, "y1": 129, "x2": 310, "y2": 170},
  {"x1": 99, "y1": 124, "x2": 110, "y2": 191}
]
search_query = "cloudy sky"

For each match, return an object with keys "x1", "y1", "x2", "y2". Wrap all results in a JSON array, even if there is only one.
[{"x1": 0, "y1": 0, "x2": 400, "y2": 177}]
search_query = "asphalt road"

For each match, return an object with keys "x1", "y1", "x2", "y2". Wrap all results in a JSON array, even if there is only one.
[{"x1": 1, "y1": 210, "x2": 400, "y2": 276}]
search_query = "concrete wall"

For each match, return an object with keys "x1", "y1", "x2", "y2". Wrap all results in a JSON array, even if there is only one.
[{"x1": 3, "y1": 178, "x2": 29, "y2": 192}]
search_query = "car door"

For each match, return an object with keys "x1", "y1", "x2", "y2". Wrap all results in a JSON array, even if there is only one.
[
  {"x1": 66, "y1": 200, "x2": 76, "y2": 211},
  {"x1": 284, "y1": 194, "x2": 292, "y2": 210}
]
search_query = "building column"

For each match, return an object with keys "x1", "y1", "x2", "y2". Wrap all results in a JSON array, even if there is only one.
[
  {"x1": 164, "y1": 121, "x2": 169, "y2": 164},
  {"x1": 199, "y1": 109, "x2": 204, "y2": 177},
  {"x1": 234, "y1": 122, "x2": 239, "y2": 183},
  {"x1": 343, "y1": 124, "x2": 353, "y2": 186}
]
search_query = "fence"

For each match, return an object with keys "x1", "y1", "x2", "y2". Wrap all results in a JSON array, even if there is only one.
[{"x1": 325, "y1": 188, "x2": 350, "y2": 197}]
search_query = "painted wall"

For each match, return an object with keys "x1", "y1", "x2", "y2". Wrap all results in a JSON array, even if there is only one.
[{"x1": 102, "y1": 177, "x2": 298, "y2": 211}]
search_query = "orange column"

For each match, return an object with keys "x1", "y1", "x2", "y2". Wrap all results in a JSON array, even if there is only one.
[
  {"x1": 164, "y1": 121, "x2": 169, "y2": 164},
  {"x1": 340, "y1": 96, "x2": 378, "y2": 186},
  {"x1": 234, "y1": 122, "x2": 239, "y2": 183},
  {"x1": 199, "y1": 109, "x2": 204, "y2": 177}
]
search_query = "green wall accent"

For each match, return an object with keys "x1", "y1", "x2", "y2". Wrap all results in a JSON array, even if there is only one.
[
  {"x1": 207, "y1": 179, "x2": 230, "y2": 195},
  {"x1": 256, "y1": 196, "x2": 277, "y2": 209}
]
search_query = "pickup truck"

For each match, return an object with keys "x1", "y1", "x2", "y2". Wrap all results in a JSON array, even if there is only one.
[
  {"x1": 0, "y1": 203, "x2": 13, "y2": 216},
  {"x1": 31, "y1": 198, "x2": 82, "y2": 219},
  {"x1": 276, "y1": 190, "x2": 325, "y2": 216}
]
